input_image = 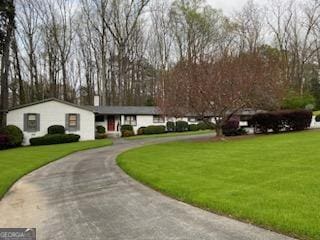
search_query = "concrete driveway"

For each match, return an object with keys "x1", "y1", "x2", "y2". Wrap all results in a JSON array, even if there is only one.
[{"x1": 0, "y1": 134, "x2": 295, "y2": 240}]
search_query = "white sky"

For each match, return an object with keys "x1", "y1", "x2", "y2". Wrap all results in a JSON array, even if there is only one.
[
  {"x1": 207, "y1": 0, "x2": 247, "y2": 14},
  {"x1": 206, "y1": 0, "x2": 269, "y2": 15}
]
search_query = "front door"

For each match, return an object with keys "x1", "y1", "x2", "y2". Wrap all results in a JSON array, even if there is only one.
[{"x1": 107, "y1": 116, "x2": 115, "y2": 131}]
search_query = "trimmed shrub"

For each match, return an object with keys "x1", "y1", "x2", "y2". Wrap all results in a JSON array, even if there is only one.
[
  {"x1": 121, "y1": 125, "x2": 133, "y2": 131},
  {"x1": 197, "y1": 121, "x2": 214, "y2": 130},
  {"x1": 48, "y1": 125, "x2": 65, "y2": 135},
  {"x1": 251, "y1": 109, "x2": 312, "y2": 133},
  {"x1": 30, "y1": 134, "x2": 80, "y2": 146},
  {"x1": 238, "y1": 127, "x2": 248, "y2": 135},
  {"x1": 95, "y1": 133, "x2": 108, "y2": 139},
  {"x1": 0, "y1": 133, "x2": 10, "y2": 150},
  {"x1": 188, "y1": 124, "x2": 199, "y2": 131},
  {"x1": 143, "y1": 125, "x2": 166, "y2": 135},
  {"x1": 176, "y1": 121, "x2": 189, "y2": 132},
  {"x1": 316, "y1": 114, "x2": 320, "y2": 122},
  {"x1": 122, "y1": 130, "x2": 135, "y2": 137},
  {"x1": 3, "y1": 125, "x2": 23, "y2": 147},
  {"x1": 222, "y1": 118, "x2": 240, "y2": 136},
  {"x1": 96, "y1": 125, "x2": 106, "y2": 134},
  {"x1": 166, "y1": 121, "x2": 175, "y2": 132},
  {"x1": 251, "y1": 112, "x2": 282, "y2": 133},
  {"x1": 121, "y1": 125, "x2": 134, "y2": 136},
  {"x1": 137, "y1": 127, "x2": 146, "y2": 135},
  {"x1": 283, "y1": 109, "x2": 312, "y2": 131}
]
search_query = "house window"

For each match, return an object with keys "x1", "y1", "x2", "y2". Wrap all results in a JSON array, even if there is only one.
[
  {"x1": 95, "y1": 115, "x2": 104, "y2": 122},
  {"x1": 240, "y1": 115, "x2": 251, "y2": 122},
  {"x1": 66, "y1": 113, "x2": 80, "y2": 131},
  {"x1": 153, "y1": 115, "x2": 165, "y2": 123},
  {"x1": 68, "y1": 114, "x2": 78, "y2": 127},
  {"x1": 26, "y1": 113, "x2": 38, "y2": 131},
  {"x1": 188, "y1": 117, "x2": 197, "y2": 122},
  {"x1": 124, "y1": 115, "x2": 137, "y2": 126}
]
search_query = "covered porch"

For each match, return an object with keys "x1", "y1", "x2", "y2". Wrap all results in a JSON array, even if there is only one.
[
  {"x1": 95, "y1": 114, "x2": 121, "y2": 137},
  {"x1": 93, "y1": 105, "x2": 158, "y2": 137}
]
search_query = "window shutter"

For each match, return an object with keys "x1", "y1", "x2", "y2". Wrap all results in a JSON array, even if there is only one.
[
  {"x1": 65, "y1": 114, "x2": 69, "y2": 130},
  {"x1": 76, "y1": 114, "x2": 80, "y2": 131},
  {"x1": 23, "y1": 114, "x2": 27, "y2": 131},
  {"x1": 36, "y1": 114, "x2": 40, "y2": 131}
]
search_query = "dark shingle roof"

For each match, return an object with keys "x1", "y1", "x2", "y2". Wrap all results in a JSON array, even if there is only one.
[
  {"x1": 9, "y1": 98, "x2": 93, "y2": 112},
  {"x1": 91, "y1": 106, "x2": 160, "y2": 115},
  {"x1": 8, "y1": 98, "x2": 265, "y2": 117},
  {"x1": 8, "y1": 98, "x2": 161, "y2": 115}
]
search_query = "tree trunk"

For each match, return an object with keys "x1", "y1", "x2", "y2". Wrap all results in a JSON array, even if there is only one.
[
  {"x1": 215, "y1": 126, "x2": 223, "y2": 137},
  {"x1": 62, "y1": 59, "x2": 68, "y2": 101},
  {"x1": 12, "y1": 34, "x2": 25, "y2": 105},
  {"x1": 0, "y1": 10, "x2": 14, "y2": 128}
]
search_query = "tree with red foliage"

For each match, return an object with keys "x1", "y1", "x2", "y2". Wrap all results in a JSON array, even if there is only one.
[{"x1": 158, "y1": 52, "x2": 287, "y2": 136}]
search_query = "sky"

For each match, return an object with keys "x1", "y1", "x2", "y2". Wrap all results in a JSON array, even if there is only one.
[
  {"x1": 206, "y1": 0, "x2": 269, "y2": 15},
  {"x1": 207, "y1": 0, "x2": 247, "y2": 14}
]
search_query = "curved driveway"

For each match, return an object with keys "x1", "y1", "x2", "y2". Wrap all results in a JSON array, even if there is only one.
[{"x1": 0, "y1": 135, "x2": 294, "y2": 240}]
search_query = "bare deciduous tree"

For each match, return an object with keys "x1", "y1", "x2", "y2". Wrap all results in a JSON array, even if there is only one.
[{"x1": 159, "y1": 52, "x2": 286, "y2": 136}]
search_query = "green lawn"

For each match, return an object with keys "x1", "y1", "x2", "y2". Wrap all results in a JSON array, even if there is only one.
[
  {"x1": 0, "y1": 139, "x2": 112, "y2": 200},
  {"x1": 117, "y1": 131, "x2": 320, "y2": 239},
  {"x1": 313, "y1": 110, "x2": 320, "y2": 116},
  {"x1": 125, "y1": 130, "x2": 214, "y2": 140}
]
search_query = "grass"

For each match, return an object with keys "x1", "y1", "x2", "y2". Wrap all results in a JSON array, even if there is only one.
[
  {"x1": 0, "y1": 139, "x2": 112, "y2": 200},
  {"x1": 125, "y1": 130, "x2": 214, "y2": 140},
  {"x1": 117, "y1": 131, "x2": 320, "y2": 239},
  {"x1": 313, "y1": 110, "x2": 320, "y2": 116}
]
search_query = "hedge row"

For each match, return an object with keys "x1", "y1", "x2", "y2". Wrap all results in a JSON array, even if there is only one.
[
  {"x1": 222, "y1": 109, "x2": 312, "y2": 136},
  {"x1": 166, "y1": 122, "x2": 175, "y2": 132},
  {"x1": 166, "y1": 121, "x2": 213, "y2": 132},
  {"x1": 121, "y1": 120, "x2": 215, "y2": 137},
  {"x1": 29, "y1": 125, "x2": 84, "y2": 145},
  {"x1": 30, "y1": 134, "x2": 80, "y2": 146},
  {"x1": 188, "y1": 124, "x2": 199, "y2": 131},
  {"x1": 176, "y1": 121, "x2": 189, "y2": 132},
  {"x1": 143, "y1": 125, "x2": 166, "y2": 135},
  {"x1": 222, "y1": 118, "x2": 247, "y2": 136},
  {"x1": 250, "y1": 109, "x2": 312, "y2": 133}
]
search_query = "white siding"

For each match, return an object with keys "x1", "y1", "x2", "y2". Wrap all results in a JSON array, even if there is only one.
[
  {"x1": 117, "y1": 115, "x2": 169, "y2": 134},
  {"x1": 122, "y1": 115, "x2": 212, "y2": 134},
  {"x1": 98, "y1": 114, "x2": 216, "y2": 136},
  {"x1": 7, "y1": 101, "x2": 95, "y2": 145},
  {"x1": 95, "y1": 118, "x2": 107, "y2": 130},
  {"x1": 311, "y1": 116, "x2": 320, "y2": 129},
  {"x1": 135, "y1": 115, "x2": 164, "y2": 133}
]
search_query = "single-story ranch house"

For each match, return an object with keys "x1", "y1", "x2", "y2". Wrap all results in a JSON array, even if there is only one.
[
  {"x1": 9, "y1": 98, "x2": 317, "y2": 145},
  {"x1": 7, "y1": 98, "x2": 218, "y2": 145}
]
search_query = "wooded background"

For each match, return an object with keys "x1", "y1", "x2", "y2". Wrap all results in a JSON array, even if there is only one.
[{"x1": 1, "y1": 0, "x2": 320, "y2": 115}]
